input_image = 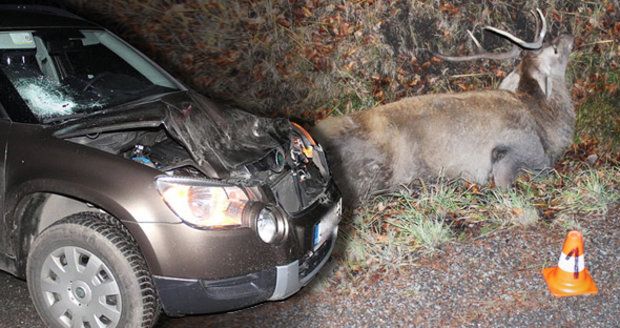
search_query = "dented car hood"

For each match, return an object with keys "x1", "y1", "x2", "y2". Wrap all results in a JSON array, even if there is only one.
[{"x1": 52, "y1": 90, "x2": 291, "y2": 172}]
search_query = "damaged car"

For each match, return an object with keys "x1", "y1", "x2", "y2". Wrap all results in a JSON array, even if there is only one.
[{"x1": 0, "y1": 5, "x2": 342, "y2": 328}]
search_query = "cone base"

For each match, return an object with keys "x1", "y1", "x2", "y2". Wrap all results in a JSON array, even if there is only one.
[{"x1": 542, "y1": 267, "x2": 598, "y2": 297}]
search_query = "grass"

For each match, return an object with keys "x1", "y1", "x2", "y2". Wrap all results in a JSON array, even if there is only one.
[
  {"x1": 490, "y1": 189, "x2": 540, "y2": 227},
  {"x1": 330, "y1": 91, "x2": 379, "y2": 117},
  {"x1": 335, "y1": 159, "x2": 619, "y2": 272},
  {"x1": 388, "y1": 212, "x2": 453, "y2": 252},
  {"x1": 559, "y1": 169, "x2": 620, "y2": 215},
  {"x1": 575, "y1": 95, "x2": 620, "y2": 150}
]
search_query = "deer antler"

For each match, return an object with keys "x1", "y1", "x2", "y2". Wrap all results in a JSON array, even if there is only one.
[
  {"x1": 436, "y1": 8, "x2": 547, "y2": 62},
  {"x1": 484, "y1": 8, "x2": 546, "y2": 50},
  {"x1": 436, "y1": 30, "x2": 522, "y2": 61}
]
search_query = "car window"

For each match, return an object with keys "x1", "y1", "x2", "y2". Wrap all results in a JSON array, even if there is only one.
[
  {"x1": 0, "y1": 29, "x2": 179, "y2": 122},
  {"x1": 0, "y1": 101, "x2": 9, "y2": 120}
]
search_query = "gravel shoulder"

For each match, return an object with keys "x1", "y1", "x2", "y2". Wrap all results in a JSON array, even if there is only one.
[
  {"x1": 158, "y1": 204, "x2": 620, "y2": 327},
  {"x1": 1, "y1": 206, "x2": 618, "y2": 327}
]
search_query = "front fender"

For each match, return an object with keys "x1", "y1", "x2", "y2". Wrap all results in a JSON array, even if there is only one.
[
  {"x1": 3, "y1": 123, "x2": 182, "y2": 276},
  {"x1": 5, "y1": 123, "x2": 179, "y2": 225}
]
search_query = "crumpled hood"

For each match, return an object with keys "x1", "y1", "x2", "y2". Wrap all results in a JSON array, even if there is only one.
[
  {"x1": 53, "y1": 90, "x2": 292, "y2": 174},
  {"x1": 162, "y1": 91, "x2": 291, "y2": 171}
]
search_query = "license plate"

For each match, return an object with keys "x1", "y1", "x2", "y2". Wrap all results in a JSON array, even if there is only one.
[{"x1": 313, "y1": 199, "x2": 342, "y2": 250}]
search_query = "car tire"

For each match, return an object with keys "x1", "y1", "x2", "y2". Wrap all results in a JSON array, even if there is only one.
[{"x1": 26, "y1": 212, "x2": 160, "y2": 328}]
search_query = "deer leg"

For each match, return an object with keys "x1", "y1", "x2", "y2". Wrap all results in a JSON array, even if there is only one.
[
  {"x1": 491, "y1": 141, "x2": 549, "y2": 187},
  {"x1": 490, "y1": 146, "x2": 514, "y2": 187},
  {"x1": 492, "y1": 158, "x2": 518, "y2": 188}
]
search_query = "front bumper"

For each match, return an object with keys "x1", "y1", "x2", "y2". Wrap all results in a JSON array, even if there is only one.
[
  {"x1": 127, "y1": 181, "x2": 341, "y2": 280},
  {"x1": 154, "y1": 235, "x2": 337, "y2": 316}
]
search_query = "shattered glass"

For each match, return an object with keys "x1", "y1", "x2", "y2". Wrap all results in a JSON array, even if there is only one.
[
  {"x1": 0, "y1": 29, "x2": 178, "y2": 122},
  {"x1": 13, "y1": 76, "x2": 103, "y2": 119}
]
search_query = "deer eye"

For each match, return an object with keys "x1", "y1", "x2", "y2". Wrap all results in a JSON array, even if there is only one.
[{"x1": 553, "y1": 45, "x2": 558, "y2": 54}]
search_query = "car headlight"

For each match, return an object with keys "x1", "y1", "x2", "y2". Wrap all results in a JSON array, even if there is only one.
[
  {"x1": 156, "y1": 177, "x2": 249, "y2": 229},
  {"x1": 256, "y1": 208, "x2": 278, "y2": 243}
]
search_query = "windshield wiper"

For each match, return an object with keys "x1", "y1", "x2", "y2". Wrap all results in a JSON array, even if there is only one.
[
  {"x1": 42, "y1": 90, "x2": 184, "y2": 124},
  {"x1": 42, "y1": 111, "x2": 91, "y2": 124},
  {"x1": 108, "y1": 89, "x2": 182, "y2": 109}
]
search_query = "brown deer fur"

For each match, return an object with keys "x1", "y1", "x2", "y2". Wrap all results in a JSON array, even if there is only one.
[{"x1": 312, "y1": 35, "x2": 575, "y2": 204}]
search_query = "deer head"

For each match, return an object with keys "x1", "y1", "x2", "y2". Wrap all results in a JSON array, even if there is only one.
[{"x1": 438, "y1": 9, "x2": 574, "y2": 99}]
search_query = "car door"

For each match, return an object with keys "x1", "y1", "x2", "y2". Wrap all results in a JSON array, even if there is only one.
[{"x1": 0, "y1": 107, "x2": 9, "y2": 253}]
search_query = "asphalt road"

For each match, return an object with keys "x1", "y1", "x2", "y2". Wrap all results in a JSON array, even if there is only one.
[
  {"x1": 0, "y1": 271, "x2": 284, "y2": 327},
  {"x1": 0, "y1": 271, "x2": 42, "y2": 328},
  {"x1": 0, "y1": 269, "x2": 302, "y2": 327},
  {"x1": 0, "y1": 271, "x2": 244, "y2": 327},
  {"x1": 0, "y1": 271, "x2": 228, "y2": 328},
  {"x1": 2, "y1": 206, "x2": 618, "y2": 327}
]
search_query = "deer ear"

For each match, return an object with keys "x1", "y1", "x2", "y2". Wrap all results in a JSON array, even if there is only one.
[
  {"x1": 532, "y1": 70, "x2": 552, "y2": 98},
  {"x1": 545, "y1": 76, "x2": 553, "y2": 98}
]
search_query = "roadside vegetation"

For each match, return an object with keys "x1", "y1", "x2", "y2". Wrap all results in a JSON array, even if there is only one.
[
  {"x1": 65, "y1": 1, "x2": 619, "y2": 276},
  {"x1": 336, "y1": 155, "x2": 619, "y2": 272}
]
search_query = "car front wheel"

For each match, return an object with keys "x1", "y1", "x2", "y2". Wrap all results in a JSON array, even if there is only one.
[{"x1": 26, "y1": 212, "x2": 160, "y2": 328}]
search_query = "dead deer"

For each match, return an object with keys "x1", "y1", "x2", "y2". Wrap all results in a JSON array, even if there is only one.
[{"x1": 311, "y1": 9, "x2": 575, "y2": 204}]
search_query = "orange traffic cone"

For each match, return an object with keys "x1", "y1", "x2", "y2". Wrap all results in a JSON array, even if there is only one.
[{"x1": 542, "y1": 230, "x2": 598, "y2": 297}]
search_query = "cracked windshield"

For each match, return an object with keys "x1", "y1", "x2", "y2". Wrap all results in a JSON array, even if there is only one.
[{"x1": 0, "y1": 29, "x2": 178, "y2": 121}]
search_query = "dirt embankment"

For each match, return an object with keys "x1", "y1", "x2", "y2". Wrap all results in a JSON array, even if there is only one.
[{"x1": 65, "y1": 0, "x2": 619, "y2": 121}]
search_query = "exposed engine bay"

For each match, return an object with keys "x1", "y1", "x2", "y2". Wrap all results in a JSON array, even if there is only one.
[
  {"x1": 66, "y1": 128, "x2": 198, "y2": 173},
  {"x1": 65, "y1": 123, "x2": 332, "y2": 214}
]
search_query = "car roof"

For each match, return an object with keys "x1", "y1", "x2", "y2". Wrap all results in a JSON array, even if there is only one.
[{"x1": 0, "y1": 4, "x2": 99, "y2": 30}]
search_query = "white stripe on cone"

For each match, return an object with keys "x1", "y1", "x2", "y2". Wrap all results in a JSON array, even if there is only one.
[{"x1": 558, "y1": 253, "x2": 585, "y2": 273}]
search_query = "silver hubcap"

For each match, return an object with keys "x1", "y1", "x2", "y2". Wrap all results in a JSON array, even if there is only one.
[{"x1": 39, "y1": 246, "x2": 122, "y2": 328}]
